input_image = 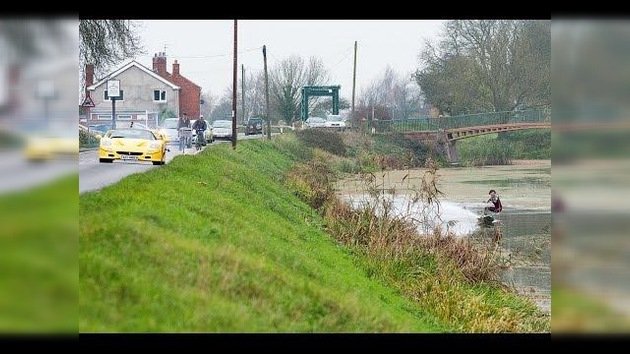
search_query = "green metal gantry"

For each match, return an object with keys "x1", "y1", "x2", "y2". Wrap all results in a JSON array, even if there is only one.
[{"x1": 300, "y1": 85, "x2": 341, "y2": 121}]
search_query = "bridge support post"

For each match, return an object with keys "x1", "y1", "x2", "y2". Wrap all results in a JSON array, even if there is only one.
[
  {"x1": 439, "y1": 131, "x2": 459, "y2": 164},
  {"x1": 446, "y1": 140, "x2": 459, "y2": 164}
]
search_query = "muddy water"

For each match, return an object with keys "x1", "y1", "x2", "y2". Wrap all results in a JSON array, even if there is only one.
[{"x1": 336, "y1": 160, "x2": 551, "y2": 314}]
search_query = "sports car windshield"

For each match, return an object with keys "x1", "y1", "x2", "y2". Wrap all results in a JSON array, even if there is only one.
[{"x1": 107, "y1": 129, "x2": 156, "y2": 140}]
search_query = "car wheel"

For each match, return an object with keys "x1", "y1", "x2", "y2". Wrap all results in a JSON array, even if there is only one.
[
  {"x1": 152, "y1": 161, "x2": 162, "y2": 165},
  {"x1": 99, "y1": 158, "x2": 113, "y2": 163}
]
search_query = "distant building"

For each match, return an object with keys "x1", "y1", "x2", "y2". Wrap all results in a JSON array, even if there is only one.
[
  {"x1": 8, "y1": 56, "x2": 77, "y2": 123},
  {"x1": 151, "y1": 52, "x2": 201, "y2": 120},
  {"x1": 82, "y1": 52, "x2": 201, "y2": 128}
]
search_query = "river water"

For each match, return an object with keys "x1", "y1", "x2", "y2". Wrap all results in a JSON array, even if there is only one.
[{"x1": 336, "y1": 160, "x2": 551, "y2": 314}]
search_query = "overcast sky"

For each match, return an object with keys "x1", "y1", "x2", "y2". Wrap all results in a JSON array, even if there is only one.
[{"x1": 134, "y1": 20, "x2": 445, "y2": 102}]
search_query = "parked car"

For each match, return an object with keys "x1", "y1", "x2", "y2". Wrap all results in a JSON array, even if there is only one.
[
  {"x1": 245, "y1": 117, "x2": 264, "y2": 135},
  {"x1": 212, "y1": 120, "x2": 233, "y2": 140},
  {"x1": 325, "y1": 115, "x2": 346, "y2": 131},
  {"x1": 99, "y1": 128, "x2": 166, "y2": 165},
  {"x1": 157, "y1": 118, "x2": 180, "y2": 143},
  {"x1": 25, "y1": 129, "x2": 79, "y2": 162},
  {"x1": 88, "y1": 124, "x2": 111, "y2": 138},
  {"x1": 304, "y1": 117, "x2": 326, "y2": 128}
]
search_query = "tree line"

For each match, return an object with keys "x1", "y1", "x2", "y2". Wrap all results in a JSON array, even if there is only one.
[{"x1": 72, "y1": 20, "x2": 550, "y2": 123}]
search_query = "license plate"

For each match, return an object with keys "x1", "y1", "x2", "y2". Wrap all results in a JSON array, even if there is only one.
[{"x1": 120, "y1": 155, "x2": 138, "y2": 160}]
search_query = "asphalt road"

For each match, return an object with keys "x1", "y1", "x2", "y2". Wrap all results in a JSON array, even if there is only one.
[
  {"x1": 0, "y1": 149, "x2": 77, "y2": 196},
  {"x1": 79, "y1": 133, "x2": 264, "y2": 194}
]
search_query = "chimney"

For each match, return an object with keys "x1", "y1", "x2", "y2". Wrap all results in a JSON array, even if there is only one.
[
  {"x1": 85, "y1": 63, "x2": 94, "y2": 96},
  {"x1": 152, "y1": 52, "x2": 167, "y2": 76},
  {"x1": 172, "y1": 60, "x2": 180, "y2": 77}
]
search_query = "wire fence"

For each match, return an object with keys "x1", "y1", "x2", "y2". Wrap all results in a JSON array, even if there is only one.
[{"x1": 365, "y1": 108, "x2": 550, "y2": 133}]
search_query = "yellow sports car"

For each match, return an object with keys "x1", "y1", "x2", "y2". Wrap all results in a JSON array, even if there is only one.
[
  {"x1": 99, "y1": 128, "x2": 166, "y2": 165},
  {"x1": 24, "y1": 133, "x2": 79, "y2": 162}
]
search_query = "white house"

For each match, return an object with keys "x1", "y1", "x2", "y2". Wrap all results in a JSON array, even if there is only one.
[{"x1": 83, "y1": 60, "x2": 181, "y2": 129}]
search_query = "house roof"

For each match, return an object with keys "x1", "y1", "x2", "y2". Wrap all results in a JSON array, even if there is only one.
[
  {"x1": 87, "y1": 60, "x2": 181, "y2": 91},
  {"x1": 166, "y1": 72, "x2": 201, "y2": 90},
  {"x1": 160, "y1": 70, "x2": 201, "y2": 90}
]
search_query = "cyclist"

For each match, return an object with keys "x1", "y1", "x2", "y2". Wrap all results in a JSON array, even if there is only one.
[
  {"x1": 178, "y1": 112, "x2": 192, "y2": 153},
  {"x1": 192, "y1": 115, "x2": 208, "y2": 149}
]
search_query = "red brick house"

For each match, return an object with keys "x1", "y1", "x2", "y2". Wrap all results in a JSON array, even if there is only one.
[
  {"x1": 82, "y1": 52, "x2": 201, "y2": 128},
  {"x1": 152, "y1": 52, "x2": 201, "y2": 119}
]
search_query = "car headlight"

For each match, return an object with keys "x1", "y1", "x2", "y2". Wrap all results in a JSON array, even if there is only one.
[
  {"x1": 148, "y1": 141, "x2": 162, "y2": 150},
  {"x1": 101, "y1": 140, "x2": 112, "y2": 148}
]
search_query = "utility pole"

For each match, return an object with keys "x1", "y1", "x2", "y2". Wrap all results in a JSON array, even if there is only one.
[
  {"x1": 107, "y1": 79, "x2": 120, "y2": 130},
  {"x1": 371, "y1": 105, "x2": 375, "y2": 135},
  {"x1": 352, "y1": 41, "x2": 357, "y2": 122},
  {"x1": 232, "y1": 19, "x2": 238, "y2": 149},
  {"x1": 111, "y1": 98, "x2": 116, "y2": 130},
  {"x1": 263, "y1": 45, "x2": 271, "y2": 140},
  {"x1": 241, "y1": 64, "x2": 245, "y2": 125}
]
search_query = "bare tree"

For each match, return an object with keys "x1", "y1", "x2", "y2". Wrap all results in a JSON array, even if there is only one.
[
  {"x1": 79, "y1": 20, "x2": 143, "y2": 76},
  {"x1": 217, "y1": 71, "x2": 267, "y2": 124},
  {"x1": 200, "y1": 91, "x2": 217, "y2": 119},
  {"x1": 415, "y1": 20, "x2": 550, "y2": 115},
  {"x1": 269, "y1": 55, "x2": 330, "y2": 123},
  {"x1": 239, "y1": 71, "x2": 266, "y2": 122},
  {"x1": 310, "y1": 97, "x2": 350, "y2": 118},
  {"x1": 357, "y1": 66, "x2": 424, "y2": 120},
  {"x1": 0, "y1": 20, "x2": 68, "y2": 60},
  {"x1": 76, "y1": 20, "x2": 143, "y2": 103},
  {"x1": 210, "y1": 97, "x2": 233, "y2": 122}
]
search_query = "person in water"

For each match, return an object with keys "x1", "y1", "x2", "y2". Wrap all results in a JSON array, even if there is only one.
[{"x1": 485, "y1": 189, "x2": 503, "y2": 213}]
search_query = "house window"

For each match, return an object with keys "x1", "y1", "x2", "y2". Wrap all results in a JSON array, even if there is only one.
[
  {"x1": 97, "y1": 114, "x2": 112, "y2": 120},
  {"x1": 153, "y1": 90, "x2": 167, "y2": 102},
  {"x1": 104, "y1": 90, "x2": 124, "y2": 101},
  {"x1": 117, "y1": 115, "x2": 132, "y2": 120}
]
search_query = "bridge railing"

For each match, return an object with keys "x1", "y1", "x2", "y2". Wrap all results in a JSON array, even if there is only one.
[
  {"x1": 432, "y1": 109, "x2": 550, "y2": 130},
  {"x1": 365, "y1": 117, "x2": 437, "y2": 133},
  {"x1": 368, "y1": 108, "x2": 550, "y2": 133}
]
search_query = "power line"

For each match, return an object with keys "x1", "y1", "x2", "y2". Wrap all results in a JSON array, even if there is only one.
[
  {"x1": 136, "y1": 46, "x2": 263, "y2": 59},
  {"x1": 328, "y1": 49, "x2": 354, "y2": 76},
  {"x1": 268, "y1": 52, "x2": 281, "y2": 64},
  {"x1": 328, "y1": 48, "x2": 355, "y2": 88}
]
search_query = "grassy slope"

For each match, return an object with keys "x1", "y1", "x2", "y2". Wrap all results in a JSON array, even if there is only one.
[
  {"x1": 458, "y1": 130, "x2": 551, "y2": 166},
  {"x1": 0, "y1": 175, "x2": 78, "y2": 331},
  {"x1": 552, "y1": 286, "x2": 630, "y2": 332},
  {"x1": 79, "y1": 137, "x2": 448, "y2": 331}
]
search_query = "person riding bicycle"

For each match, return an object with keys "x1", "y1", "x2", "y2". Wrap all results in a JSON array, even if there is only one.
[
  {"x1": 177, "y1": 112, "x2": 192, "y2": 151},
  {"x1": 192, "y1": 115, "x2": 208, "y2": 147}
]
